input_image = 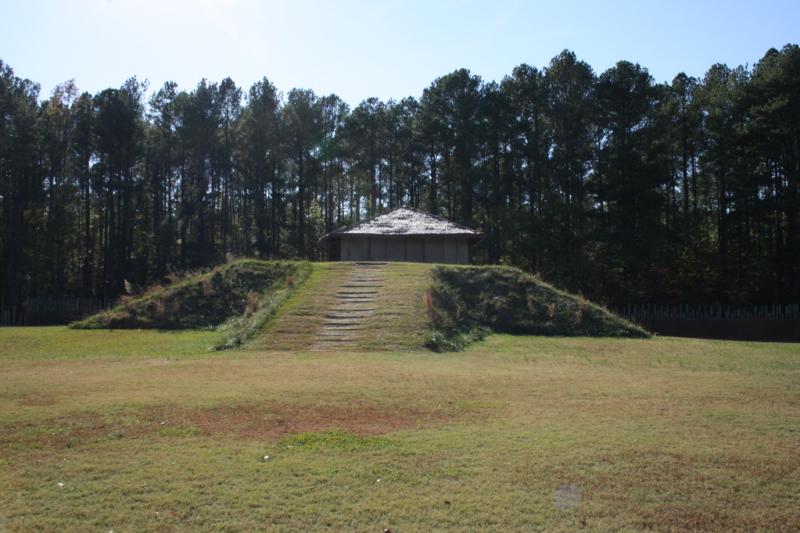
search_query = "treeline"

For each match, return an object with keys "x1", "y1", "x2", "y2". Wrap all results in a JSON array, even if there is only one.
[{"x1": 1, "y1": 45, "x2": 799, "y2": 312}]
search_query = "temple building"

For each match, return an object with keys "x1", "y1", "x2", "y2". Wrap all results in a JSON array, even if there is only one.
[{"x1": 320, "y1": 207, "x2": 481, "y2": 264}]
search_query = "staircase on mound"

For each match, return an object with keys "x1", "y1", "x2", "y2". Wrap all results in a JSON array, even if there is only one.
[
  {"x1": 258, "y1": 261, "x2": 432, "y2": 351},
  {"x1": 310, "y1": 262, "x2": 385, "y2": 351}
]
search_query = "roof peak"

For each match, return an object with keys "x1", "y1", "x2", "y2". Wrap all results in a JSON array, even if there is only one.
[{"x1": 322, "y1": 207, "x2": 481, "y2": 239}]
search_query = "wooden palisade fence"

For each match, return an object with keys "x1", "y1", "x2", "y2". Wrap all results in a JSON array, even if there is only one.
[
  {"x1": 617, "y1": 303, "x2": 800, "y2": 321},
  {"x1": 0, "y1": 297, "x2": 108, "y2": 326},
  {"x1": 615, "y1": 303, "x2": 800, "y2": 342}
]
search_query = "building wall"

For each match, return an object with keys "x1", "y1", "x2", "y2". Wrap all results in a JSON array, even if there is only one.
[{"x1": 339, "y1": 236, "x2": 469, "y2": 263}]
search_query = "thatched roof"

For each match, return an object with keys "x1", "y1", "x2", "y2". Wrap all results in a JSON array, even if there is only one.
[{"x1": 322, "y1": 208, "x2": 481, "y2": 240}]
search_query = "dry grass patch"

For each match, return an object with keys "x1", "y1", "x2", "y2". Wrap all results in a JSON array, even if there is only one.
[
  {"x1": 15, "y1": 394, "x2": 58, "y2": 407},
  {"x1": 147, "y1": 401, "x2": 461, "y2": 440},
  {"x1": 1, "y1": 399, "x2": 474, "y2": 455}
]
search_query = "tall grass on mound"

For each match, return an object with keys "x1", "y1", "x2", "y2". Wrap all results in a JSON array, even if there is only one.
[
  {"x1": 214, "y1": 262, "x2": 312, "y2": 349},
  {"x1": 426, "y1": 265, "x2": 649, "y2": 351},
  {"x1": 71, "y1": 261, "x2": 308, "y2": 338}
]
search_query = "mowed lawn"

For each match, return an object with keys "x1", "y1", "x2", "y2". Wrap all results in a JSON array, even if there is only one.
[{"x1": 1, "y1": 328, "x2": 799, "y2": 531}]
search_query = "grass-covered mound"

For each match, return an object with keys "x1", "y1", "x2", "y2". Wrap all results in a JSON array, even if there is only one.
[
  {"x1": 426, "y1": 265, "x2": 649, "y2": 351},
  {"x1": 71, "y1": 260, "x2": 310, "y2": 341}
]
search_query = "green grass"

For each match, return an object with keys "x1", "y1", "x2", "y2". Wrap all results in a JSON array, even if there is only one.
[
  {"x1": 279, "y1": 430, "x2": 392, "y2": 451},
  {"x1": 0, "y1": 326, "x2": 221, "y2": 360},
  {"x1": 1, "y1": 327, "x2": 798, "y2": 531}
]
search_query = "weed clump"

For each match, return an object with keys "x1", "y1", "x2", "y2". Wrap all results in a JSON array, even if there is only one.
[{"x1": 279, "y1": 430, "x2": 391, "y2": 450}]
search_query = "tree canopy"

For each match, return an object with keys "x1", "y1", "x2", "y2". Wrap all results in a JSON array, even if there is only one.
[{"x1": 1, "y1": 45, "x2": 799, "y2": 313}]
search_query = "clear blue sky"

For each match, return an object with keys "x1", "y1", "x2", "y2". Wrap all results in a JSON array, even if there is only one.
[{"x1": 2, "y1": 0, "x2": 798, "y2": 105}]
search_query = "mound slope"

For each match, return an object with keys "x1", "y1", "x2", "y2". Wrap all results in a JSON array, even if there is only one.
[
  {"x1": 71, "y1": 260, "x2": 647, "y2": 352},
  {"x1": 427, "y1": 265, "x2": 649, "y2": 350},
  {"x1": 72, "y1": 260, "x2": 307, "y2": 331}
]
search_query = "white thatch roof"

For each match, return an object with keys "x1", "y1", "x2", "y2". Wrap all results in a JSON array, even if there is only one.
[{"x1": 324, "y1": 208, "x2": 481, "y2": 239}]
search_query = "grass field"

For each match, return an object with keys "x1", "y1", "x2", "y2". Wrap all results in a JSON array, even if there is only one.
[{"x1": 1, "y1": 328, "x2": 799, "y2": 531}]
